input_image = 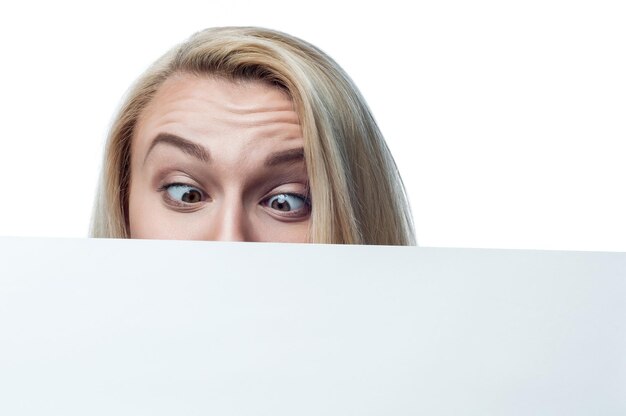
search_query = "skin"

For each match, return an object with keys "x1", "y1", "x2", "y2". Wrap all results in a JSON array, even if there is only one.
[{"x1": 128, "y1": 73, "x2": 310, "y2": 242}]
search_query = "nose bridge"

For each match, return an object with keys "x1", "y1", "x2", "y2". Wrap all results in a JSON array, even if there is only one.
[{"x1": 210, "y1": 192, "x2": 249, "y2": 242}]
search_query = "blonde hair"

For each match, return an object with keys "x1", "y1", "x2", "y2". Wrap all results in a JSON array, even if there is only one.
[{"x1": 90, "y1": 27, "x2": 415, "y2": 245}]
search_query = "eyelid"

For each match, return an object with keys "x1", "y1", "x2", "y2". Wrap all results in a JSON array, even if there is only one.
[{"x1": 157, "y1": 181, "x2": 203, "y2": 194}]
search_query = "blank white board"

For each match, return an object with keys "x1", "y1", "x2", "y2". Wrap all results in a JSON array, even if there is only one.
[{"x1": 1, "y1": 237, "x2": 625, "y2": 415}]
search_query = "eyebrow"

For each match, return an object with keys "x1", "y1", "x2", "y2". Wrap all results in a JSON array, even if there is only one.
[
  {"x1": 144, "y1": 133, "x2": 211, "y2": 164},
  {"x1": 143, "y1": 132, "x2": 304, "y2": 168},
  {"x1": 265, "y1": 148, "x2": 305, "y2": 167}
]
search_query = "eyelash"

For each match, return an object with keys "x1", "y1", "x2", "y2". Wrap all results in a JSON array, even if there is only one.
[{"x1": 157, "y1": 182, "x2": 311, "y2": 216}]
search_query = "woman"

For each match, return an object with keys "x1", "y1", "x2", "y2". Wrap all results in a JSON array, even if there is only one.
[{"x1": 90, "y1": 27, "x2": 415, "y2": 245}]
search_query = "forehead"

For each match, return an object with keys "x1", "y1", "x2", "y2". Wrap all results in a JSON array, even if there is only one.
[{"x1": 133, "y1": 73, "x2": 303, "y2": 161}]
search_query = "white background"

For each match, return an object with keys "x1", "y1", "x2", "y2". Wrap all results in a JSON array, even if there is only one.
[{"x1": 0, "y1": 0, "x2": 624, "y2": 251}]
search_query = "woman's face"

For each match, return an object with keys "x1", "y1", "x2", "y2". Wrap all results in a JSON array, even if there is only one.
[{"x1": 128, "y1": 74, "x2": 310, "y2": 242}]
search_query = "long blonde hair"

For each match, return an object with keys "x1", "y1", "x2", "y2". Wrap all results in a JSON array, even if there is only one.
[{"x1": 90, "y1": 27, "x2": 415, "y2": 245}]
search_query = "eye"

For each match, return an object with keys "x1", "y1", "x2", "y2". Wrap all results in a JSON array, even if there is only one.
[
  {"x1": 164, "y1": 183, "x2": 204, "y2": 204},
  {"x1": 265, "y1": 193, "x2": 310, "y2": 214}
]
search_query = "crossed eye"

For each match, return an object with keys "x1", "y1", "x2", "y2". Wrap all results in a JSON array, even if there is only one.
[{"x1": 163, "y1": 184, "x2": 310, "y2": 216}]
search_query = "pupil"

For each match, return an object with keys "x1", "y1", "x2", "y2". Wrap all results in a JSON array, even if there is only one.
[
  {"x1": 182, "y1": 190, "x2": 200, "y2": 203},
  {"x1": 272, "y1": 197, "x2": 290, "y2": 211}
]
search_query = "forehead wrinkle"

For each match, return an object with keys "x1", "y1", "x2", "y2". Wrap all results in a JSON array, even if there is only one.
[
  {"x1": 240, "y1": 123, "x2": 303, "y2": 143},
  {"x1": 161, "y1": 76, "x2": 295, "y2": 114},
  {"x1": 206, "y1": 98, "x2": 300, "y2": 125},
  {"x1": 147, "y1": 96, "x2": 301, "y2": 129},
  {"x1": 219, "y1": 100, "x2": 295, "y2": 114},
  {"x1": 221, "y1": 114, "x2": 301, "y2": 130},
  {"x1": 141, "y1": 74, "x2": 301, "y2": 128}
]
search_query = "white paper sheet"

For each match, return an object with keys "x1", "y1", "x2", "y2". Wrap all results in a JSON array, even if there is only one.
[{"x1": 1, "y1": 237, "x2": 624, "y2": 415}]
